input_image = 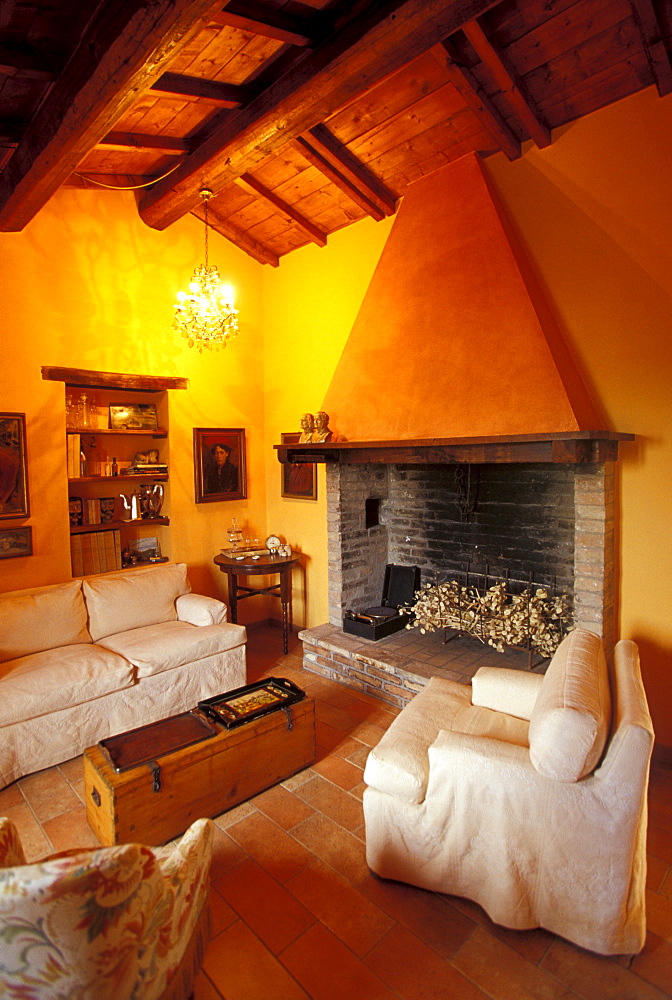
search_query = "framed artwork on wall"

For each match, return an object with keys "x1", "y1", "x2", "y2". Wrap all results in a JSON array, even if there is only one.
[
  {"x1": 0, "y1": 525, "x2": 32, "y2": 559},
  {"x1": 0, "y1": 412, "x2": 29, "y2": 519},
  {"x1": 194, "y1": 428, "x2": 246, "y2": 503},
  {"x1": 281, "y1": 432, "x2": 317, "y2": 500}
]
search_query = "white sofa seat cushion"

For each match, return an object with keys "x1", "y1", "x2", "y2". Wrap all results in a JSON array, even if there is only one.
[
  {"x1": 528, "y1": 628, "x2": 611, "y2": 782},
  {"x1": 0, "y1": 581, "x2": 91, "y2": 661},
  {"x1": 364, "y1": 674, "x2": 530, "y2": 804},
  {"x1": 0, "y1": 645, "x2": 134, "y2": 726},
  {"x1": 83, "y1": 563, "x2": 191, "y2": 641},
  {"x1": 97, "y1": 620, "x2": 247, "y2": 677}
]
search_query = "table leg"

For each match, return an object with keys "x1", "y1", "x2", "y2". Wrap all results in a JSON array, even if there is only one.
[
  {"x1": 225, "y1": 570, "x2": 238, "y2": 623},
  {"x1": 280, "y1": 565, "x2": 293, "y2": 655}
]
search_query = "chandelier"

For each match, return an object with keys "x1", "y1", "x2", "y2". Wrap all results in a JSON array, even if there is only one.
[{"x1": 174, "y1": 189, "x2": 239, "y2": 352}]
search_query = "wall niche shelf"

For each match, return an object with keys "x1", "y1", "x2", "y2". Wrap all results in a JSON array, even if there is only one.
[{"x1": 42, "y1": 366, "x2": 188, "y2": 576}]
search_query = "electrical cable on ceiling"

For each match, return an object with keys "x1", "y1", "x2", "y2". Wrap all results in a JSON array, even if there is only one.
[{"x1": 73, "y1": 162, "x2": 181, "y2": 190}]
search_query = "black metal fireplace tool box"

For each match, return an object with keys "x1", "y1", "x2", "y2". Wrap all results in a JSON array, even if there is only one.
[{"x1": 343, "y1": 564, "x2": 420, "y2": 641}]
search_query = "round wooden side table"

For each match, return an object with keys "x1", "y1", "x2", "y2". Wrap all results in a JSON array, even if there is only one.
[{"x1": 213, "y1": 550, "x2": 301, "y2": 654}]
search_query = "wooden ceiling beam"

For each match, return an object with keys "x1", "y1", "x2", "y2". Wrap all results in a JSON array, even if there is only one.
[
  {"x1": 194, "y1": 204, "x2": 279, "y2": 266},
  {"x1": 138, "y1": 0, "x2": 503, "y2": 230},
  {"x1": 461, "y1": 19, "x2": 551, "y2": 148},
  {"x1": 0, "y1": 0, "x2": 226, "y2": 232},
  {"x1": 293, "y1": 135, "x2": 386, "y2": 222},
  {"x1": 303, "y1": 124, "x2": 397, "y2": 215},
  {"x1": 210, "y1": 0, "x2": 316, "y2": 47},
  {"x1": 235, "y1": 172, "x2": 327, "y2": 246},
  {"x1": 150, "y1": 72, "x2": 253, "y2": 107},
  {"x1": 434, "y1": 41, "x2": 521, "y2": 160},
  {"x1": 99, "y1": 131, "x2": 189, "y2": 154},
  {"x1": 629, "y1": 0, "x2": 672, "y2": 96},
  {"x1": 0, "y1": 43, "x2": 63, "y2": 80}
]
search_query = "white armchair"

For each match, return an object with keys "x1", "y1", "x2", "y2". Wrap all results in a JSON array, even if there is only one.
[
  {"x1": 0, "y1": 816, "x2": 214, "y2": 999},
  {"x1": 363, "y1": 629, "x2": 654, "y2": 955}
]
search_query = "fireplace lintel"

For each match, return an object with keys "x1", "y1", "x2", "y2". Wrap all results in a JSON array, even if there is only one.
[{"x1": 276, "y1": 430, "x2": 634, "y2": 466}]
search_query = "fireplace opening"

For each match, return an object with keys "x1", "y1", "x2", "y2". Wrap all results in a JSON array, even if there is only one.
[{"x1": 302, "y1": 453, "x2": 615, "y2": 707}]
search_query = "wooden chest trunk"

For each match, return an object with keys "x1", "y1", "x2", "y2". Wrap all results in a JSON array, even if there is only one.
[{"x1": 83, "y1": 698, "x2": 316, "y2": 846}]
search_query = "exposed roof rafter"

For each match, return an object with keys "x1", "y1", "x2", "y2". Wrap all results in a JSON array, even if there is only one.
[
  {"x1": 150, "y1": 72, "x2": 254, "y2": 108},
  {"x1": 235, "y1": 172, "x2": 327, "y2": 246},
  {"x1": 210, "y1": 0, "x2": 319, "y2": 47},
  {"x1": 461, "y1": 18, "x2": 551, "y2": 148},
  {"x1": 629, "y1": 0, "x2": 672, "y2": 96},
  {"x1": 196, "y1": 202, "x2": 279, "y2": 266},
  {"x1": 434, "y1": 40, "x2": 521, "y2": 160}
]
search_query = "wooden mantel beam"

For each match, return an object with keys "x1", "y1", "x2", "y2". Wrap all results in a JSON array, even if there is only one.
[
  {"x1": 461, "y1": 19, "x2": 551, "y2": 148},
  {"x1": 235, "y1": 172, "x2": 327, "y2": 246},
  {"x1": 0, "y1": 0, "x2": 226, "y2": 232},
  {"x1": 138, "y1": 0, "x2": 503, "y2": 231}
]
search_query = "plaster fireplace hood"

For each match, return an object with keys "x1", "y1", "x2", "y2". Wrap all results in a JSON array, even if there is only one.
[{"x1": 277, "y1": 152, "x2": 632, "y2": 465}]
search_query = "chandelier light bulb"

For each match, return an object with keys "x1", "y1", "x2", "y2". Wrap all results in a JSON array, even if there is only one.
[{"x1": 173, "y1": 190, "x2": 239, "y2": 352}]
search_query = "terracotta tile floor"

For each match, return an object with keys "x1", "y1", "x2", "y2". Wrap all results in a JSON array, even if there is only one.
[{"x1": 1, "y1": 626, "x2": 671, "y2": 1000}]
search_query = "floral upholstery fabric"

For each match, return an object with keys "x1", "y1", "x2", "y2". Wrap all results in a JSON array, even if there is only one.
[{"x1": 0, "y1": 816, "x2": 213, "y2": 1000}]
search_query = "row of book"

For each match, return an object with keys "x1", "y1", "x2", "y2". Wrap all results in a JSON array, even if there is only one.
[
  {"x1": 70, "y1": 496, "x2": 116, "y2": 526},
  {"x1": 71, "y1": 529, "x2": 122, "y2": 576}
]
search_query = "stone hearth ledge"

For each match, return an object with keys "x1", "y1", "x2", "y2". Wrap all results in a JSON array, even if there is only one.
[{"x1": 299, "y1": 623, "x2": 545, "y2": 709}]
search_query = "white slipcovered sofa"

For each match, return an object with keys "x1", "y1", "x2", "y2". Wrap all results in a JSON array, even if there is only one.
[
  {"x1": 0, "y1": 562, "x2": 247, "y2": 789},
  {"x1": 363, "y1": 628, "x2": 654, "y2": 955}
]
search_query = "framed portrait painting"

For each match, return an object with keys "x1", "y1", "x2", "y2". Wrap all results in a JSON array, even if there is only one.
[
  {"x1": 194, "y1": 428, "x2": 246, "y2": 503},
  {"x1": 281, "y1": 433, "x2": 317, "y2": 500},
  {"x1": 0, "y1": 412, "x2": 29, "y2": 519}
]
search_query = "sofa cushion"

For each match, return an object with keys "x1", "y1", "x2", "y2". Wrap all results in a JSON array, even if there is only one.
[
  {"x1": 528, "y1": 628, "x2": 611, "y2": 783},
  {"x1": 364, "y1": 675, "x2": 530, "y2": 804},
  {"x1": 0, "y1": 581, "x2": 91, "y2": 663},
  {"x1": 97, "y1": 620, "x2": 247, "y2": 677},
  {"x1": 83, "y1": 563, "x2": 191, "y2": 641},
  {"x1": 0, "y1": 644, "x2": 135, "y2": 726}
]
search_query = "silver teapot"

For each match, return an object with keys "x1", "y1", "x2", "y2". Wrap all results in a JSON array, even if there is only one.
[{"x1": 120, "y1": 492, "x2": 141, "y2": 521}]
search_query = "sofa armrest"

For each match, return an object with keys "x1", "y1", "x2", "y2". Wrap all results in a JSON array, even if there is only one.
[
  {"x1": 176, "y1": 593, "x2": 227, "y2": 626},
  {"x1": 471, "y1": 666, "x2": 544, "y2": 721}
]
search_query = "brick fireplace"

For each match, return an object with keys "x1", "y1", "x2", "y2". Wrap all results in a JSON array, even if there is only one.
[{"x1": 281, "y1": 432, "x2": 630, "y2": 708}]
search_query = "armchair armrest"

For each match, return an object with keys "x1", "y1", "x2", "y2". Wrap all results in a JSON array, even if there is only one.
[
  {"x1": 176, "y1": 592, "x2": 227, "y2": 626},
  {"x1": 471, "y1": 666, "x2": 544, "y2": 720}
]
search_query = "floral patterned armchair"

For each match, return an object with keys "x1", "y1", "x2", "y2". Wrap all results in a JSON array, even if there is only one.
[{"x1": 0, "y1": 816, "x2": 213, "y2": 1000}]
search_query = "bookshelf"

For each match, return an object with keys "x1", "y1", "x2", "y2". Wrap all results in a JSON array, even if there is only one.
[{"x1": 42, "y1": 367, "x2": 187, "y2": 576}]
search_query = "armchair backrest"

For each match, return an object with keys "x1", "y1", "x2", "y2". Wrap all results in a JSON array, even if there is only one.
[{"x1": 0, "y1": 816, "x2": 213, "y2": 1000}]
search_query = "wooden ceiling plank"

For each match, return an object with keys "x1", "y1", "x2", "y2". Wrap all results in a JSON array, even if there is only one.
[
  {"x1": 210, "y1": 0, "x2": 316, "y2": 47},
  {"x1": 150, "y1": 71, "x2": 254, "y2": 107},
  {"x1": 461, "y1": 19, "x2": 551, "y2": 148},
  {"x1": 304, "y1": 123, "x2": 397, "y2": 214},
  {"x1": 99, "y1": 131, "x2": 189, "y2": 154},
  {"x1": 138, "y1": 0, "x2": 504, "y2": 230},
  {"x1": 628, "y1": 0, "x2": 672, "y2": 96},
  {"x1": 0, "y1": 0, "x2": 227, "y2": 232},
  {"x1": 293, "y1": 135, "x2": 386, "y2": 221},
  {"x1": 434, "y1": 41, "x2": 521, "y2": 160},
  {"x1": 234, "y1": 171, "x2": 327, "y2": 245},
  {"x1": 197, "y1": 204, "x2": 280, "y2": 265}
]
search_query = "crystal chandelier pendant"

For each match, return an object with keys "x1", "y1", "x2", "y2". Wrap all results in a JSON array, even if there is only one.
[{"x1": 173, "y1": 190, "x2": 239, "y2": 352}]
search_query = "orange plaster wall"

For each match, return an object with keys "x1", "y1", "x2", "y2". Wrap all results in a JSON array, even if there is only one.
[
  {"x1": 322, "y1": 153, "x2": 598, "y2": 441},
  {"x1": 0, "y1": 188, "x2": 267, "y2": 614}
]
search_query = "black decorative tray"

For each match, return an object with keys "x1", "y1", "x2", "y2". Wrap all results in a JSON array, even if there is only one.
[{"x1": 198, "y1": 676, "x2": 305, "y2": 729}]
